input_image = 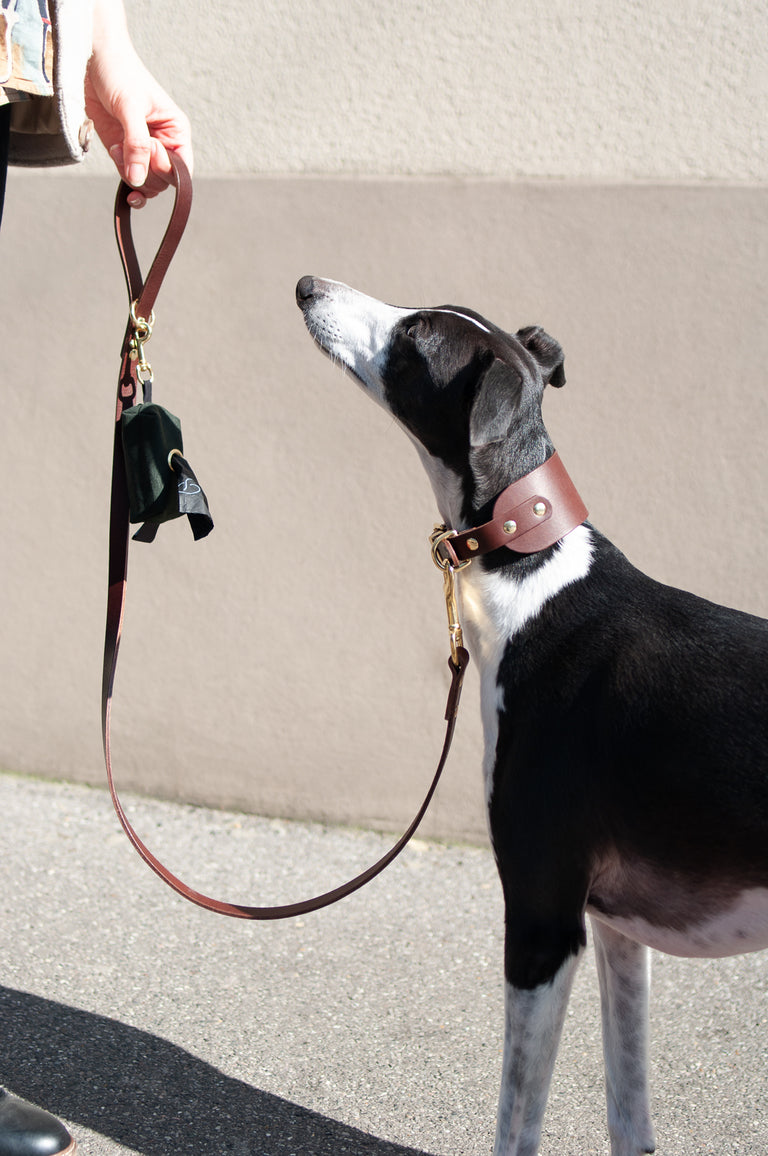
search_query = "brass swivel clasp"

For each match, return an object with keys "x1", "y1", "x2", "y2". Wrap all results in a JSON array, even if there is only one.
[
  {"x1": 128, "y1": 301, "x2": 156, "y2": 384},
  {"x1": 429, "y1": 525, "x2": 471, "y2": 667}
]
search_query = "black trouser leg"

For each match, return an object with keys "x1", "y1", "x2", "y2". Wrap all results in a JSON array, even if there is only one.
[{"x1": 0, "y1": 103, "x2": 11, "y2": 230}]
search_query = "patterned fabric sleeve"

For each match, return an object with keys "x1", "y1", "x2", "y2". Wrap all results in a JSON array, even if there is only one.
[
  {"x1": 1, "y1": 0, "x2": 55, "y2": 103},
  {"x1": 2, "y1": 0, "x2": 94, "y2": 166}
]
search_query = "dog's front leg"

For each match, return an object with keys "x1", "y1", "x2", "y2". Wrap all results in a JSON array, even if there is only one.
[
  {"x1": 591, "y1": 917, "x2": 656, "y2": 1156},
  {"x1": 493, "y1": 951, "x2": 582, "y2": 1156}
]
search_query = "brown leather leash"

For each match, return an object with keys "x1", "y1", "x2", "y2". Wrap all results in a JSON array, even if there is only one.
[{"x1": 101, "y1": 153, "x2": 470, "y2": 919}]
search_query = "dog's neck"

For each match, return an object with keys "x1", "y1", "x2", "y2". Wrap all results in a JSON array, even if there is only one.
[
  {"x1": 435, "y1": 453, "x2": 588, "y2": 566},
  {"x1": 459, "y1": 523, "x2": 594, "y2": 655},
  {"x1": 418, "y1": 443, "x2": 594, "y2": 657}
]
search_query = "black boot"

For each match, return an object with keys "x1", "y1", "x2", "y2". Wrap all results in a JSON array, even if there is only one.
[{"x1": 0, "y1": 1090, "x2": 75, "y2": 1156}]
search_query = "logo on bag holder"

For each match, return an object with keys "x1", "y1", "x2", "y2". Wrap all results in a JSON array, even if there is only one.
[{"x1": 178, "y1": 477, "x2": 202, "y2": 496}]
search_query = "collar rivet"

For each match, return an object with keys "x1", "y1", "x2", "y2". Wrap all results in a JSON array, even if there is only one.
[
  {"x1": 503, "y1": 520, "x2": 517, "y2": 535},
  {"x1": 533, "y1": 501, "x2": 547, "y2": 518},
  {"x1": 467, "y1": 537, "x2": 479, "y2": 551}
]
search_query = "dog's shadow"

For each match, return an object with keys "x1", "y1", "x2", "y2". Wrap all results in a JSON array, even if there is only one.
[{"x1": 0, "y1": 987, "x2": 432, "y2": 1155}]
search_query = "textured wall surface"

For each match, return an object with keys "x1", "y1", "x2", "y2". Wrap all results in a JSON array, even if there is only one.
[
  {"x1": 93, "y1": 0, "x2": 768, "y2": 180},
  {"x1": 1, "y1": 1, "x2": 765, "y2": 841}
]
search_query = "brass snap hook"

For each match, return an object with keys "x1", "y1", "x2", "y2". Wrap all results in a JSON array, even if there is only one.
[
  {"x1": 442, "y1": 565, "x2": 464, "y2": 667},
  {"x1": 129, "y1": 301, "x2": 156, "y2": 384},
  {"x1": 429, "y1": 525, "x2": 470, "y2": 666}
]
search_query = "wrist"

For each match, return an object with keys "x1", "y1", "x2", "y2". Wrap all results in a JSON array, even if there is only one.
[{"x1": 91, "y1": 0, "x2": 132, "y2": 57}]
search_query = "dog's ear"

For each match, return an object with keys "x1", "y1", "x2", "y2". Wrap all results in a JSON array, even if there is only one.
[
  {"x1": 469, "y1": 358, "x2": 522, "y2": 447},
  {"x1": 516, "y1": 326, "x2": 566, "y2": 388}
]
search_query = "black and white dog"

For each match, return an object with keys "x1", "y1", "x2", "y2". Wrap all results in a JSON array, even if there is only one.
[{"x1": 296, "y1": 276, "x2": 768, "y2": 1156}]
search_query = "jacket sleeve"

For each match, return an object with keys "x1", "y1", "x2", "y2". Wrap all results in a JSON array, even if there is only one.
[{"x1": 8, "y1": 0, "x2": 95, "y2": 167}]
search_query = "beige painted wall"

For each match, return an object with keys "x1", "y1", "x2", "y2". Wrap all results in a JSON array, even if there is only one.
[{"x1": 0, "y1": 1, "x2": 765, "y2": 844}]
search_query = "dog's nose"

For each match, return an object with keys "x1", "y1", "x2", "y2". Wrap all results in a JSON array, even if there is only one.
[{"x1": 296, "y1": 275, "x2": 317, "y2": 305}]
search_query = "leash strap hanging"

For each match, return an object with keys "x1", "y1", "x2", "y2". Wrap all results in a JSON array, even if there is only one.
[{"x1": 102, "y1": 155, "x2": 470, "y2": 919}]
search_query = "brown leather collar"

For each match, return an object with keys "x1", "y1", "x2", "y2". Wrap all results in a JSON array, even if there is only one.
[{"x1": 435, "y1": 452, "x2": 588, "y2": 567}]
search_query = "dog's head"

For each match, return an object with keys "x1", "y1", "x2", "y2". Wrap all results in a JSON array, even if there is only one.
[{"x1": 296, "y1": 276, "x2": 565, "y2": 529}]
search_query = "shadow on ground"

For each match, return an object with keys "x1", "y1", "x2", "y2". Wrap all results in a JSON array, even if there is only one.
[{"x1": 0, "y1": 987, "x2": 432, "y2": 1155}]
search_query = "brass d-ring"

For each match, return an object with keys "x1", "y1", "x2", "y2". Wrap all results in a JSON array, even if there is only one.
[{"x1": 429, "y1": 526, "x2": 472, "y2": 572}]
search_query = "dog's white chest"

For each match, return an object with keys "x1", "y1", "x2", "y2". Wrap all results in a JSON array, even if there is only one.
[
  {"x1": 458, "y1": 526, "x2": 593, "y2": 809},
  {"x1": 459, "y1": 525, "x2": 593, "y2": 652}
]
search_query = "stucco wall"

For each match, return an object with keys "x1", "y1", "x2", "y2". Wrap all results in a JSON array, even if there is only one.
[
  {"x1": 94, "y1": 0, "x2": 768, "y2": 181},
  {"x1": 0, "y1": 1, "x2": 765, "y2": 845}
]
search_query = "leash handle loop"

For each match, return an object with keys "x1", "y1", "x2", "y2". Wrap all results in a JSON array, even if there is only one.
[
  {"x1": 114, "y1": 152, "x2": 192, "y2": 323},
  {"x1": 103, "y1": 161, "x2": 469, "y2": 919}
]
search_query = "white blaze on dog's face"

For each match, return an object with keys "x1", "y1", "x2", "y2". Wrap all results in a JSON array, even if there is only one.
[
  {"x1": 296, "y1": 276, "x2": 566, "y2": 529},
  {"x1": 295, "y1": 278, "x2": 412, "y2": 407}
]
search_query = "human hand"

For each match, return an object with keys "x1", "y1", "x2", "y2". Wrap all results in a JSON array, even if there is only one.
[{"x1": 84, "y1": 0, "x2": 192, "y2": 207}]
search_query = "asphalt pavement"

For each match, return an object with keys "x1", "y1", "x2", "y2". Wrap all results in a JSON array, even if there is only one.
[{"x1": 0, "y1": 771, "x2": 766, "y2": 1155}]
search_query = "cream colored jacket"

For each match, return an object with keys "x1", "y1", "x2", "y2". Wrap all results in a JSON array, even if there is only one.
[{"x1": 7, "y1": 0, "x2": 94, "y2": 166}]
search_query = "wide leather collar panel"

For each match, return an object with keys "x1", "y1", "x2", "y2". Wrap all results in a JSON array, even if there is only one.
[{"x1": 443, "y1": 453, "x2": 588, "y2": 564}]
